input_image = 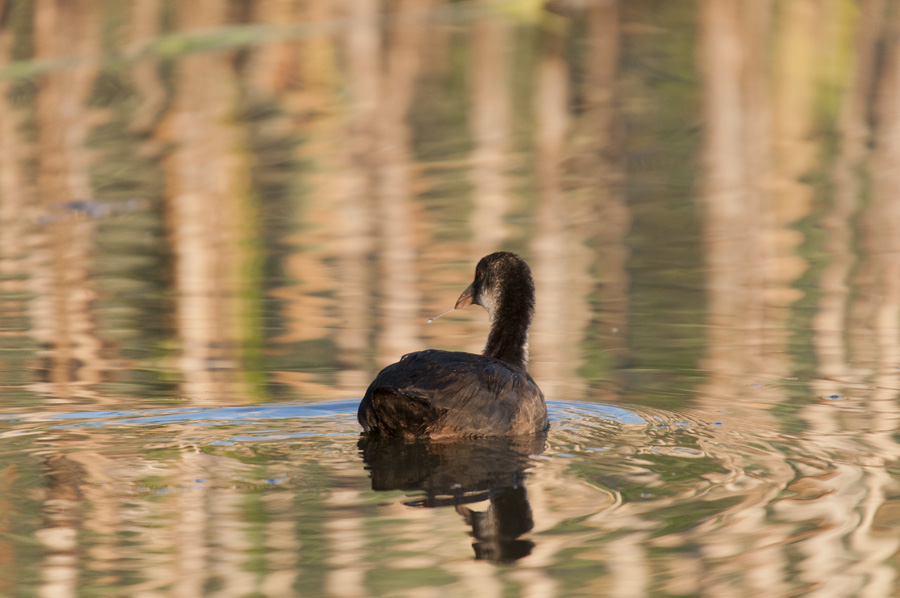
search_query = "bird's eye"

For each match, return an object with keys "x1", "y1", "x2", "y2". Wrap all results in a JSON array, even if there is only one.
[{"x1": 475, "y1": 269, "x2": 483, "y2": 279}]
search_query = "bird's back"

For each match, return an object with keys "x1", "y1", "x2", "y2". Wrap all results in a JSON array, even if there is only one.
[{"x1": 358, "y1": 350, "x2": 548, "y2": 438}]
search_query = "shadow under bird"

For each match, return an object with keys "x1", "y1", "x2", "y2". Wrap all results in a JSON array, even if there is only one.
[
  {"x1": 358, "y1": 252, "x2": 549, "y2": 438},
  {"x1": 358, "y1": 433, "x2": 544, "y2": 562}
]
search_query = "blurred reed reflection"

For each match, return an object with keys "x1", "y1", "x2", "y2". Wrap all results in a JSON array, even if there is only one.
[
  {"x1": 2, "y1": 0, "x2": 900, "y2": 595},
  {"x1": 0, "y1": 0, "x2": 894, "y2": 411}
]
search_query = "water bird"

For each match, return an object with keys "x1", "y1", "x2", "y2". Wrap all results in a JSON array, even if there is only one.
[{"x1": 358, "y1": 252, "x2": 548, "y2": 438}]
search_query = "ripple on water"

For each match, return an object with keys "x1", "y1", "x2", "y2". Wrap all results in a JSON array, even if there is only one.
[
  {"x1": 38, "y1": 399, "x2": 363, "y2": 427},
  {"x1": 0, "y1": 400, "x2": 365, "y2": 457},
  {"x1": 539, "y1": 398, "x2": 785, "y2": 528},
  {"x1": 0, "y1": 397, "x2": 801, "y2": 512},
  {"x1": 0, "y1": 395, "x2": 869, "y2": 590},
  {"x1": 547, "y1": 398, "x2": 721, "y2": 454},
  {"x1": 3, "y1": 398, "x2": 719, "y2": 451}
]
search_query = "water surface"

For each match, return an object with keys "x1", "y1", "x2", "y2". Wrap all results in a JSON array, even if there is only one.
[{"x1": 2, "y1": 1, "x2": 900, "y2": 596}]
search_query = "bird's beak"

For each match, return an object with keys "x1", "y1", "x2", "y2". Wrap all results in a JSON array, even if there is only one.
[{"x1": 455, "y1": 283, "x2": 475, "y2": 309}]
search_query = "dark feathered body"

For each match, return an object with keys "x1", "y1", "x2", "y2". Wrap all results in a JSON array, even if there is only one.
[
  {"x1": 358, "y1": 350, "x2": 547, "y2": 438},
  {"x1": 358, "y1": 252, "x2": 549, "y2": 438}
]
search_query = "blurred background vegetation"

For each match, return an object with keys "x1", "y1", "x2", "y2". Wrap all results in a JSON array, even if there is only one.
[
  {"x1": 0, "y1": 0, "x2": 895, "y2": 414},
  {"x1": 5, "y1": 2, "x2": 900, "y2": 596}
]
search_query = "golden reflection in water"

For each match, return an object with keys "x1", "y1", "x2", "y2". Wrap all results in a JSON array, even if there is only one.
[
  {"x1": 582, "y1": 1, "x2": 629, "y2": 377},
  {"x1": 469, "y1": 12, "x2": 512, "y2": 258},
  {"x1": 812, "y1": 0, "x2": 871, "y2": 405},
  {"x1": 32, "y1": 0, "x2": 106, "y2": 403},
  {"x1": 0, "y1": 464, "x2": 15, "y2": 597},
  {"x1": 531, "y1": 20, "x2": 579, "y2": 400},
  {"x1": 260, "y1": 1, "x2": 344, "y2": 398},
  {"x1": 693, "y1": 2, "x2": 900, "y2": 594},
  {"x1": 129, "y1": 0, "x2": 166, "y2": 132},
  {"x1": 371, "y1": 0, "x2": 427, "y2": 365},
  {"x1": 161, "y1": 0, "x2": 258, "y2": 404},
  {"x1": 335, "y1": 0, "x2": 380, "y2": 391},
  {"x1": 0, "y1": 3, "x2": 32, "y2": 411},
  {"x1": 2, "y1": 0, "x2": 900, "y2": 596}
]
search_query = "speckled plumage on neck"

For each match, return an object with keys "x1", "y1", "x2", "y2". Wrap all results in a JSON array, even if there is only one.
[{"x1": 454, "y1": 252, "x2": 535, "y2": 371}]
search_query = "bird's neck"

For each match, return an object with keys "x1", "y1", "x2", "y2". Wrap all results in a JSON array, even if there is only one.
[{"x1": 483, "y1": 295, "x2": 532, "y2": 370}]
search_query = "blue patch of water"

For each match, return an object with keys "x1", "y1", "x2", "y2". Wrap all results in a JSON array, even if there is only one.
[
  {"x1": 547, "y1": 400, "x2": 647, "y2": 425},
  {"x1": 43, "y1": 399, "x2": 362, "y2": 428},
  {"x1": 28, "y1": 398, "x2": 649, "y2": 432}
]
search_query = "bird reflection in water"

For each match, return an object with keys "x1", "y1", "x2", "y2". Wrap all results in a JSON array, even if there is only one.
[{"x1": 358, "y1": 434, "x2": 546, "y2": 563}]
